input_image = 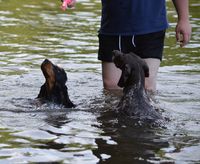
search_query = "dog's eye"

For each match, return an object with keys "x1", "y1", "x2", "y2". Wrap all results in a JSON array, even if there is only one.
[
  {"x1": 56, "y1": 68, "x2": 62, "y2": 73},
  {"x1": 124, "y1": 64, "x2": 132, "y2": 75}
]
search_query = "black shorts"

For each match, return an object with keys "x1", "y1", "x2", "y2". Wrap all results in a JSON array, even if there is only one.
[{"x1": 98, "y1": 30, "x2": 165, "y2": 62}]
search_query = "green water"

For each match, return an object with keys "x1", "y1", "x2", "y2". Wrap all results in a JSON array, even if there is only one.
[{"x1": 0, "y1": 0, "x2": 200, "y2": 163}]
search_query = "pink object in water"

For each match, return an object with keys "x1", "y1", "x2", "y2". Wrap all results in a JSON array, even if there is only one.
[{"x1": 61, "y1": 0, "x2": 73, "y2": 11}]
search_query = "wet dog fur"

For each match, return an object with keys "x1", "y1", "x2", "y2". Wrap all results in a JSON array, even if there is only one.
[
  {"x1": 37, "y1": 59, "x2": 75, "y2": 108},
  {"x1": 112, "y1": 50, "x2": 163, "y2": 125}
]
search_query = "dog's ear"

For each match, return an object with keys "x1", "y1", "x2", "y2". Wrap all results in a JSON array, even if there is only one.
[
  {"x1": 62, "y1": 85, "x2": 75, "y2": 108},
  {"x1": 142, "y1": 61, "x2": 149, "y2": 77},
  {"x1": 118, "y1": 64, "x2": 131, "y2": 87},
  {"x1": 37, "y1": 84, "x2": 47, "y2": 98},
  {"x1": 129, "y1": 52, "x2": 149, "y2": 77},
  {"x1": 61, "y1": 69, "x2": 68, "y2": 83},
  {"x1": 55, "y1": 68, "x2": 68, "y2": 85}
]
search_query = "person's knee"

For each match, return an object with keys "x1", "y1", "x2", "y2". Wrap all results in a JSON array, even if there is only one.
[
  {"x1": 145, "y1": 76, "x2": 157, "y2": 92},
  {"x1": 102, "y1": 62, "x2": 121, "y2": 90},
  {"x1": 144, "y1": 58, "x2": 160, "y2": 92},
  {"x1": 103, "y1": 79, "x2": 120, "y2": 90}
]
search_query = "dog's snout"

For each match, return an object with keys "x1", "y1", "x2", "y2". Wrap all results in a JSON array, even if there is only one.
[
  {"x1": 41, "y1": 59, "x2": 54, "y2": 70},
  {"x1": 43, "y1": 59, "x2": 51, "y2": 64},
  {"x1": 41, "y1": 59, "x2": 52, "y2": 69},
  {"x1": 112, "y1": 50, "x2": 123, "y2": 58},
  {"x1": 112, "y1": 50, "x2": 123, "y2": 63}
]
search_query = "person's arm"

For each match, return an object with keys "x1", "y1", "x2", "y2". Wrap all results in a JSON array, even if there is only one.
[{"x1": 172, "y1": 0, "x2": 192, "y2": 47}]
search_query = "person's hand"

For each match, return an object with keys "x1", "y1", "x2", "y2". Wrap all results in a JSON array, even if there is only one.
[
  {"x1": 61, "y1": 0, "x2": 76, "y2": 11},
  {"x1": 175, "y1": 19, "x2": 192, "y2": 47}
]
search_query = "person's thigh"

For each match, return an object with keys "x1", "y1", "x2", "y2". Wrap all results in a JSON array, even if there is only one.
[
  {"x1": 134, "y1": 30, "x2": 166, "y2": 61},
  {"x1": 98, "y1": 31, "x2": 165, "y2": 91},
  {"x1": 134, "y1": 31, "x2": 165, "y2": 92},
  {"x1": 101, "y1": 61, "x2": 121, "y2": 90},
  {"x1": 98, "y1": 34, "x2": 119, "y2": 62},
  {"x1": 98, "y1": 34, "x2": 122, "y2": 90},
  {"x1": 144, "y1": 58, "x2": 161, "y2": 92}
]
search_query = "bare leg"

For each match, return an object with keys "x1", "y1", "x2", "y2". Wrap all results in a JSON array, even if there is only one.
[
  {"x1": 144, "y1": 58, "x2": 160, "y2": 92},
  {"x1": 102, "y1": 61, "x2": 121, "y2": 90},
  {"x1": 101, "y1": 58, "x2": 160, "y2": 92}
]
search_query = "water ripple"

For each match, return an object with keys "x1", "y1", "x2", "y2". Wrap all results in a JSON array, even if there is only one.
[{"x1": 0, "y1": 0, "x2": 200, "y2": 163}]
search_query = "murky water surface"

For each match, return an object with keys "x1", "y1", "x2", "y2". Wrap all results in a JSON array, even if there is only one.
[{"x1": 0, "y1": 0, "x2": 200, "y2": 163}]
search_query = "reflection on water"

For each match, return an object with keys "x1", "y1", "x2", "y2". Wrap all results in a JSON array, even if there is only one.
[{"x1": 0, "y1": 0, "x2": 200, "y2": 163}]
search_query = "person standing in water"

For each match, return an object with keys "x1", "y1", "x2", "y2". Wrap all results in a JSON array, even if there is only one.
[{"x1": 62, "y1": 0, "x2": 192, "y2": 92}]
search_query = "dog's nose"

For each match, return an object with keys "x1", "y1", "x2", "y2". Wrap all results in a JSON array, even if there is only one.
[
  {"x1": 112, "y1": 50, "x2": 123, "y2": 58},
  {"x1": 43, "y1": 59, "x2": 50, "y2": 64},
  {"x1": 41, "y1": 59, "x2": 52, "y2": 70}
]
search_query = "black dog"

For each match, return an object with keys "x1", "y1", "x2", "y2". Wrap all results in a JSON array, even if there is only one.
[
  {"x1": 37, "y1": 59, "x2": 75, "y2": 108},
  {"x1": 112, "y1": 50, "x2": 162, "y2": 125}
]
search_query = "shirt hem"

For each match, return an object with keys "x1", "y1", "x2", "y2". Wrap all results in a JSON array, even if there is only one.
[{"x1": 98, "y1": 26, "x2": 169, "y2": 36}]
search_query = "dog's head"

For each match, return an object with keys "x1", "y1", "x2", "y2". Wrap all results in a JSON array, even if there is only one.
[
  {"x1": 41, "y1": 59, "x2": 67, "y2": 90},
  {"x1": 38, "y1": 59, "x2": 75, "y2": 108},
  {"x1": 112, "y1": 50, "x2": 149, "y2": 88}
]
